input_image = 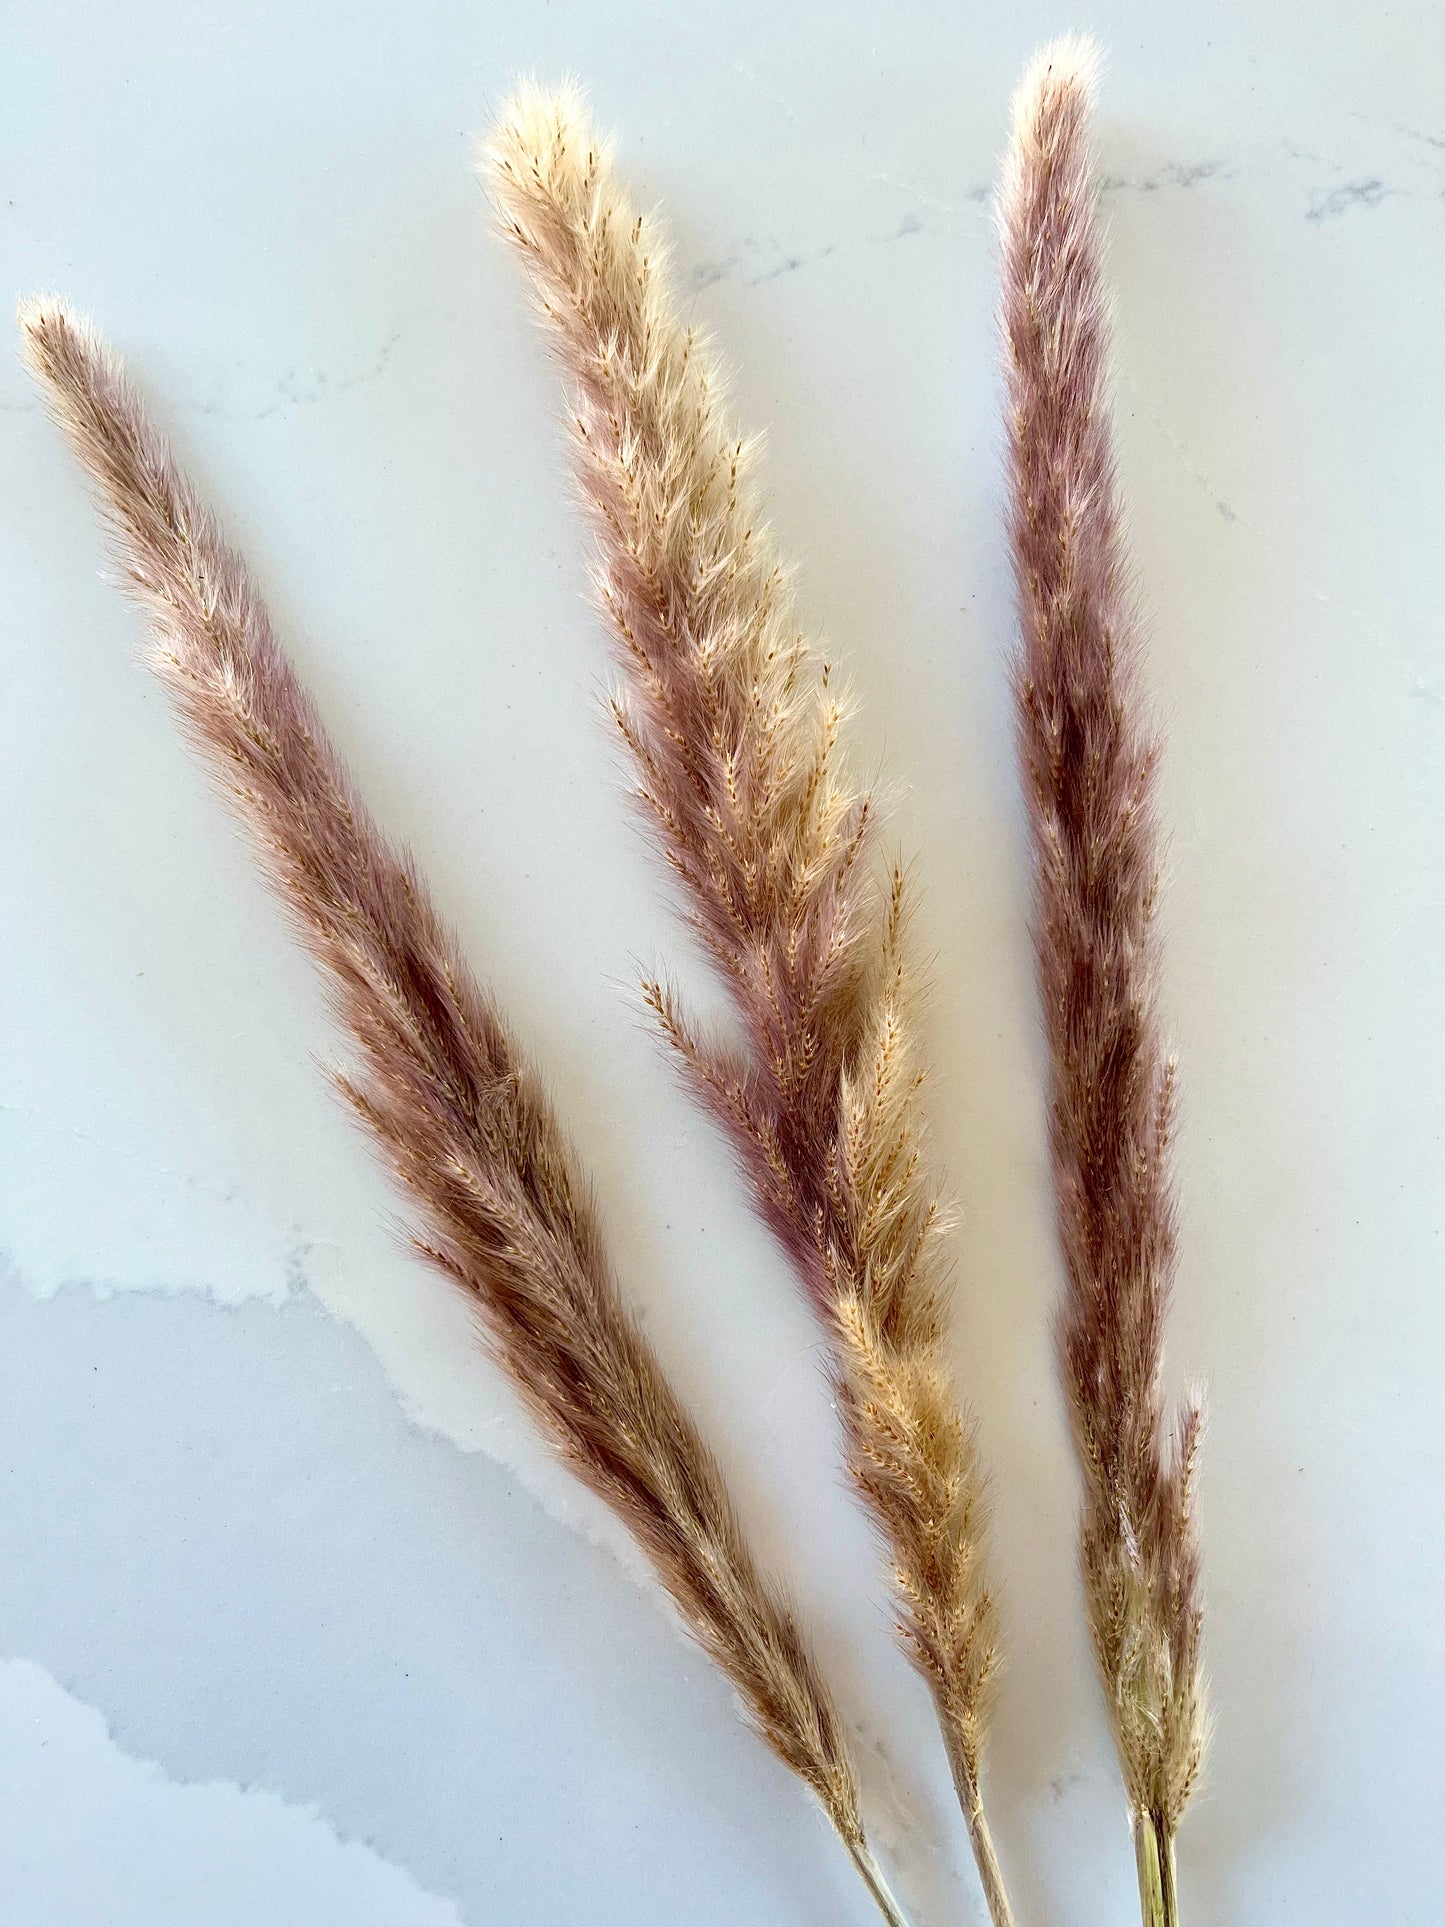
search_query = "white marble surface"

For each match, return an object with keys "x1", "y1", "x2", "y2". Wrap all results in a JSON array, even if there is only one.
[{"x1": 3, "y1": 3, "x2": 1443, "y2": 1922}]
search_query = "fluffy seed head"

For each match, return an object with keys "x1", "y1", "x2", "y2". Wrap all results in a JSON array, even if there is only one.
[
  {"x1": 484, "y1": 87, "x2": 1005, "y2": 1859},
  {"x1": 997, "y1": 39, "x2": 1207, "y2": 1834},
  {"x1": 20, "y1": 293, "x2": 868, "y2": 1847}
]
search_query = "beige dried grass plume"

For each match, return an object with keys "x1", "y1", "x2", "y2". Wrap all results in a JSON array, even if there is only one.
[
  {"x1": 20, "y1": 295, "x2": 916, "y2": 1927},
  {"x1": 997, "y1": 38, "x2": 1207, "y2": 1927},
  {"x1": 485, "y1": 86, "x2": 1013, "y2": 1927}
]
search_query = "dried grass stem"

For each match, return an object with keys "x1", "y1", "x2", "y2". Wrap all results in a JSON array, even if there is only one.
[
  {"x1": 997, "y1": 39, "x2": 1207, "y2": 1920},
  {"x1": 486, "y1": 85, "x2": 1013, "y2": 1926},
  {"x1": 21, "y1": 295, "x2": 910, "y2": 1923}
]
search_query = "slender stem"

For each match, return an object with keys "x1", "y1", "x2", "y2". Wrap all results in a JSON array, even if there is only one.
[
  {"x1": 844, "y1": 1836, "x2": 914, "y2": 1927},
  {"x1": 936, "y1": 1714, "x2": 1016, "y2": 1927},
  {"x1": 1132, "y1": 1808, "x2": 1179, "y2": 1927}
]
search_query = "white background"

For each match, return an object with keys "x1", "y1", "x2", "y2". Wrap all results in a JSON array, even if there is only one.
[{"x1": 3, "y1": 3, "x2": 1443, "y2": 1922}]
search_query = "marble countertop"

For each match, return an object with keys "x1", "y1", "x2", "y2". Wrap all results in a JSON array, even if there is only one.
[{"x1": 3, "y1": 3, "x2": 1442, "y2": 1922}]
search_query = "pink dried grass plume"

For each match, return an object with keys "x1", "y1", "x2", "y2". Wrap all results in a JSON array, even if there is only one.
[
  {"x1": 485, "y1": 86, "x2": 1011, "y2": 1926},
  {"x1": 997, "y1": 37, "x2": 1206, "y2": 1922},
  {"x1": 20, "y1": 295, "x2": 919, "y2": 1927}
]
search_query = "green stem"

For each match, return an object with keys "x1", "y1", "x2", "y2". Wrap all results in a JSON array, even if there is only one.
[{"x1": 1133, "y1": 1808, "x2": 1179, "y2": 1927}]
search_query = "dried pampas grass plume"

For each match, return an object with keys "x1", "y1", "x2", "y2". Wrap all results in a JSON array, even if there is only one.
[
  {"x1": 997, "y1": 39, "x2": 1206, "y2": 1926},
  {"x1": 20, "y1": 296, "x2": 916, "y2": 1927},
  {"x1": 485, "y1": 88, "x2": 1012, "y2": 1927}
]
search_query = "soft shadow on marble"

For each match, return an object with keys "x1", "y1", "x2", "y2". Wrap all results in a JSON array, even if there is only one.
[
  {"x1": 0, "y1": 1275, "x2": 906, "y2": 1927},
  {"x1": 0, "y1": 1659, "x2": 463, "y2": 1927}
]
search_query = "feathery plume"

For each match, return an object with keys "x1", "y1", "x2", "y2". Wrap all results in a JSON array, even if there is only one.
[
  {"x1": 997, "y1": 40, "x2": 1206, "y2": 1926},
  {"x1": 485, "y1": 89, "x2": 1013, "y2": 1926},
  {"x1": 20, "y1": 296, "x2": 916, "y2": 1927}
]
